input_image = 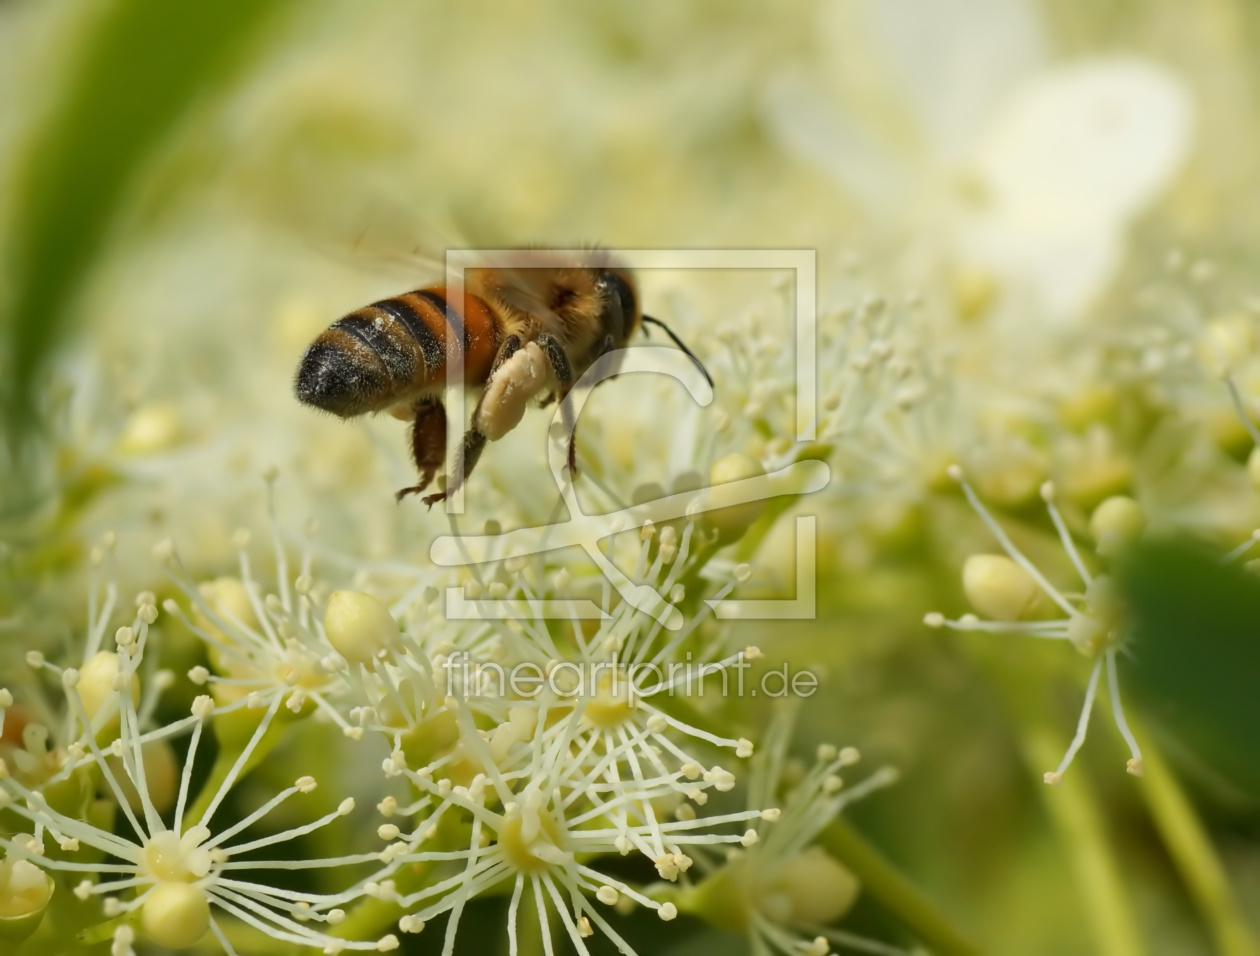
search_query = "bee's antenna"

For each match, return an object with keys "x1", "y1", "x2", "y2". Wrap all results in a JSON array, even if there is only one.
[{"x1": 641, "y1": 315, "x2": 714, "y2": 389}]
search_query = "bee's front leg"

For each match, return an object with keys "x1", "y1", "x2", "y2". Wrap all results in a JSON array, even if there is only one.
[{"x1": 535, "y1": 333, "x2": 577, "y2": 476}]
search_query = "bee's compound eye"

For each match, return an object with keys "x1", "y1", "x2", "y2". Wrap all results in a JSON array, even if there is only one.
[{"x1": 599, "y1": 270, "x2": 637, "y2": 343}]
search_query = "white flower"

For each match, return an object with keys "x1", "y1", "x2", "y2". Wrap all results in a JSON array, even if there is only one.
[
  {"x1": 925, "y1": 467, "x2": 1143, "y2": 782},
  {"x1": 764, "y1": 0, "x2": 1193, "y2": 322},
  {"x1": 386, "y1": 692, "x2": 769, "y2": 956},
  {"x1": 678, "y1": 709, "x2": 901, "y2": 956},
  {"x1": 961, "y1": 58, "x2": 1192, "y2": 321},
  {"x1": 0, "y1": 597, "x2": 396, "y2": 955},
  {"x1": 1, "y1": 543, "x2": 169, "y2": 795},
  {"x1": 337, "y1": 523, "x2": 783, "y2": 954},
  {"x1": 157, "y1": 491, "x2": 356, "y2": 733},
  {"x1": 382, "y1": 512, "x2": 759, "y2": 791}
]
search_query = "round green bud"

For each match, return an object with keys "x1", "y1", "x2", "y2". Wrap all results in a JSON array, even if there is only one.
[
  {"x1": 142, "y1": 881, "x2": 210, "y2": 949},
  {"x1": 701, "y1": 454, "x2": 767, "y2": 541},
  {"x1": 962, "y1": 554, "x2": 1039, "y2": 622},
  {"x1": 760, "y1": 847, "x2": 859, "y2": 926},
  {"x1": 1090, "y1": 496, "x2": 1145, "y2": 558},
  {"x1": 324, "y1": 591, "x2": 399, "y2": 666},
  {"x1": 78, "y1": 651, "x2": 139, "y2": 739}
]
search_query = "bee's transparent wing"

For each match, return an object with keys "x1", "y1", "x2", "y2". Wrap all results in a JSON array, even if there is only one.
[{"x1": 301, "y1": 195, "x2": 482, "y2": 285}]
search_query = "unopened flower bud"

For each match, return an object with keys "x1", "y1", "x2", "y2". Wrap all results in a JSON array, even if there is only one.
[
  {"x1": 1090, "y1": 496, "x2": 1144, "y2": 558},
  {"x1": 962, "y1": 555, "x2": 1039, "y2": 622},
  {"x1": 770, "y1": 847, "x2": 859, "y2": 925},
  {"x1": 701, "y1": 454, "x2": 767, "y2": 541},
  {"x1": 78, "y1": 652, "x2": 140, "y2": 729},
  {"x1": 141, "y1": 882, "x2": 209, "y2": 949},
  {"x1": 324, "y1": 591, "x2": 399, "y2": 666}
]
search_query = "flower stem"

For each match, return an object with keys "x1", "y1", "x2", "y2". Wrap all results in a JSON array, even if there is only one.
[
  {"x1": 818, "y1": 819, "x2": 984, "y2": 956},
  {"x1": 519, "y1": 881, "x2": 547, "y2": 956},
  {"x1": 183, "y1": 704, "x2": 295, "y2": 828},
  {"x1": 330, "y1": 895, "x2": 405, "y2": 943},
  {"x1": 977, "y1": 643, "x2": 1145, "y2": 956},
  {"x1": 1020, "y1": 722, "x2": 1145, "y2": 956},
  {"x1": 330, "y1": 859, "x2": 436, "y2": 942},
  {"x1": 1136, "y1": 733, "x2": 1258, "y2": 956}
]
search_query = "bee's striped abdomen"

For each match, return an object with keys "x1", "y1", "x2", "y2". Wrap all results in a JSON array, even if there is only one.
[
  {"x1": 390, "y1": 287, "x2": 500, "y2": 383},
  {"x1": 296, "y1": 286, "x2": 501, "y2": 418}
]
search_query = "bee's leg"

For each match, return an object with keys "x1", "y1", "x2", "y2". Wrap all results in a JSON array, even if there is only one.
[
  {"x1": 490, "y1": 333, "x2": 523, "y2": 376},
  {"x1": 561, "y1": 400, "x2": 579, "y2": 478},
  {"x1": 418, "y1": 335, "x2": 526, "y2": 507},
  {"x1": 535, "y1": 333, "x2": 577, "y2": 475},
  {"x1": 422, "y1": 427, "x2": 486, "y2": 508},
  {"x1": 396, "y1": 398, "x2": 447, "y2": 502},
  {"x1": 535, "y1": 332, "x2": 573, "y2": 388}
]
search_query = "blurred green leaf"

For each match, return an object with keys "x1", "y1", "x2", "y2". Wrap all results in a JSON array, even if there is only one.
[
  {"x1": 2, "y1": 0, "x2": 289, "y2": 451},
  {"x1": 1117, "y1": 538, "x2": 1260, "y2": 797}
]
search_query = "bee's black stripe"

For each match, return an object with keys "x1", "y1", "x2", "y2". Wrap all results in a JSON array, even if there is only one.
[
  {"x1": 416, "y1": 290, "x2": 470, "y2": 352},
  {"x1": 333, "y1": 311, "x2": 416, "y2": 386},
  {"x1": 329, "y1": 314, "x2": 375, "y2": 351},
  {"x1": 374, "y1": 297, "x2": 444, "y2": 374}
]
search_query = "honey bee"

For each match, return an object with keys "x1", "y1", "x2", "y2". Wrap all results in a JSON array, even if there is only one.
[{"x1": 294, "y1": 250, "x2": 711, "y2": 505}]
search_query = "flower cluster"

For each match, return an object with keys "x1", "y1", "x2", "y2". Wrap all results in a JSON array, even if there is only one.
[
  {"x1": 0, "y1": 520, "x2": 815, "y2": 953},
  {"x1": 1, "y1": 367, "x2": 897, "y2": 956},
  {"x1": 0, "y1": 554, "x2": 396, "y2": 955}
]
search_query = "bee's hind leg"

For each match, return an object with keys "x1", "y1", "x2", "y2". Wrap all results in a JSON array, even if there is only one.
[
  {"x1": 418, "y1": 334, "x2": 525, "y2": 507},
  {"x1": 422, "y1": 427, "x2": 487, "y2": 508},
  {"x1": 396, "y1": 398, "x2": 447, "y2": 502},
  {"x1": 422, "y1": 331, "x2": 576, "y2": 507}
]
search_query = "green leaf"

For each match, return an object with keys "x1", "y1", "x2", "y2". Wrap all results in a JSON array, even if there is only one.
[
  {"x1": 1116, "y1": 538, "x2": 1260, "y2": 797},
  {"x1": 2, "y1": 0, "x2": 289, "y2": 451}
]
